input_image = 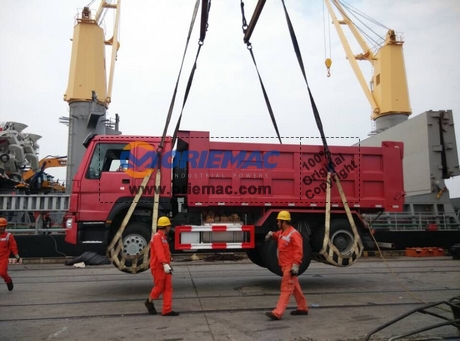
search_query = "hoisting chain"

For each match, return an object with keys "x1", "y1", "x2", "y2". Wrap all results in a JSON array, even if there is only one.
[
  {"x1": 279, "y1": 0, "x2": 363, "y2": 264},
  {"x1": 106, "y1": 0, "x2": 205, "y2": 273}
]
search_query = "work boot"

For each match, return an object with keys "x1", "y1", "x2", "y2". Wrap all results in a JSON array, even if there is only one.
[
  {"x1": 6, "y1": 280, "x2": 13, "y2": 291},
  {"x1": 162, "y1": 311, "x2": 179, "y2": 316},
  {"x1": 144, "y1": 299, "x2": 157, "y2": 315},
  {"x1": 264, "y1": 311, "x2": 280, "y2": 320},
  {"x1": 290, "y1": 309, "x2": 308, "y2": 316}
]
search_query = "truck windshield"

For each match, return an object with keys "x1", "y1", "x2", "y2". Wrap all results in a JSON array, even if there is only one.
[{"x1": 86, "y1": 143, "x2": 129, "y2": 179}]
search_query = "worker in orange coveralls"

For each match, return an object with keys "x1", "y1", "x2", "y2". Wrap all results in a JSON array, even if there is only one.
[
  {"x1": 144, "y1": 216, "x2": 179, "y2": 316},
  {"x1": 264, "y1": 211, "x2": 308, "y2": 320},
  {"x1": 0, "y1": 217, "x2": 22, "y2": 291}
]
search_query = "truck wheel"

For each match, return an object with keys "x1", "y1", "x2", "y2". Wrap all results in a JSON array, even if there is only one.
[
  {"x1": 116, "y1": 222, "x2": 151, "y2": 274},
  {"x1": 312, "y1": 219, "x2": 356, "y2": 255},
  {"x1": 329, "y1": 219, "x2": 355, "y2": 255},
  {"x1": 263, "y1": 234, "x2": 312, "y2": 277},
  {"x1": 246, "y1": 242, "x2": 266, "y2": 268}
]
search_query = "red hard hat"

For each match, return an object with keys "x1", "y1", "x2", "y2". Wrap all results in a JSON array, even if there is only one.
[{"x1": 0, "y1": 217, "x2": 7, "y2": 227}]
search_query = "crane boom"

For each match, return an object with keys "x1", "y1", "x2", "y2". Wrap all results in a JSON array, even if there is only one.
[{"x1": 324, "y1": 0, "x2": 412, "y2": 132}]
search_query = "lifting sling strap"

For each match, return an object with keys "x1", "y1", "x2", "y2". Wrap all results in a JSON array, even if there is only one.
[
  {"x1": 162, "y1": 0, "x2": 203, "y2": 151},
  {"x1": 240, "y1": 0, "x2": 282, "y2": 144},
  {"x1": 171, "y1": 0, "x2": 212, "y2": 149},
  {"x1": 107, "y1": 0, "x2": 204, "y2": 273},
  {"x1": 313, "y1": 173, "x2": 364, "y2": 266},
  {"x1": 280, "y1": 0, "x2": 332, "y2": 163},
  {"x1": 280, "y1": 0, "x2": 363, "y2": 265}
]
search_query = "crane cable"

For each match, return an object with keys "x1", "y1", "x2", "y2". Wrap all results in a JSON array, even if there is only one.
[
  {"x1": 280, "y1": 0, "x2": 363, "y2": 265},
  {"x1": 107, "y1": 0, "x2": 203, "y2": 273},
  {"x1": 323, "y1": 1, "x2": 332, "y2": 77},
  {"x1": 240, "y1": 0, "x2": 283, "y2": 145},
  {"x1": 85, "y1": 0, "x2": 96, "y2": 8},
  {"x1": 336, "y1": 1, "x2": 387, "y2": 54}
]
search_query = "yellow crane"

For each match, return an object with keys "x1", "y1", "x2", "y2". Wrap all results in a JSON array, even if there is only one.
[
  {"x1": 63, "y1": 0, "x2": 120, "y2": 106},
  {"x1": 63, "y1": 1, "x2": 121, "y2": 191},
  {"x1": 324, "y1": 0, "x2": 412, "y2": 132}
]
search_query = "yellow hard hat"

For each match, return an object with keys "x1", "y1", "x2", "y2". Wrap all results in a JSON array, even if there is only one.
[
  {"x1": 158, "y1": 216, "x2": 171, "y2": 227},
  {"x1": 276, "y1": 211, "x2": 291, "y2": 221},
  {"x1": 0, "y1": 217, "x2": 7, "y2": 227}
]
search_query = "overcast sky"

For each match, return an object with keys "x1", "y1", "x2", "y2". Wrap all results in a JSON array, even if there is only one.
[{"x1": 1, "y1": 0, "x2": 459, "y2": 198}]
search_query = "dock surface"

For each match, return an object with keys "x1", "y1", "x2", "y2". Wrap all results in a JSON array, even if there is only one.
[{"x1": 1, "y1": 256, "x2": 459, "y2": 341}]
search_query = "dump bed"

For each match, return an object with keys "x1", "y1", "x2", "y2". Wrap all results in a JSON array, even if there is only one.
[{"x1": 174, "y1": 131, "x2": 404, "y2": 212}]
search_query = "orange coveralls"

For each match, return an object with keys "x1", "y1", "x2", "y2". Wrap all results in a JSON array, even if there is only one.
[
  {"x1": 271, "y1": 226, "x2": 308, "y2": 318},
  {"x1": 148, "y1": 229, "x2": 173, "y2": 315},
  {"x1": 0, "y1": 232, "x2": 18, "y2": 284}
]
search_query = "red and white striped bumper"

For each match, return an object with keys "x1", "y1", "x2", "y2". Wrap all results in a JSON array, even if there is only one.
[{"x1": 174, "y1": 224, "x2": 255, "y2": 251}]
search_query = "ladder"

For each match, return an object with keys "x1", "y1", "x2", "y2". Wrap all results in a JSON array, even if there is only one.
[{"x1": 0, "y1": 194, "x2": 70, "y2": 212}]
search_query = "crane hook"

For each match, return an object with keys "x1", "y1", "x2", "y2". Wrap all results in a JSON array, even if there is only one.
[{"x1": 325, "y1": 58, "x2": 332, "y2": 77}]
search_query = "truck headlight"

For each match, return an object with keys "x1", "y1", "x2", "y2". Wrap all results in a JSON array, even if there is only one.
[{"x1": 66, "y1": 218, "x2": 73, "y2": 229}]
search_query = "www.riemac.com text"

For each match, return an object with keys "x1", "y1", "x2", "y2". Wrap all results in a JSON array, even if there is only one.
[{"x1": 128, "y1": 184, "x2": 272, "y2": 196}]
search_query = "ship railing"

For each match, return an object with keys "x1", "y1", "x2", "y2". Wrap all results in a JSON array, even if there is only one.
[
  {"x1": 362, "y1": 212, "x2": 460, "y2": 231},
  {"x1": 0, "y1": 194, "x2": 69, "y2": 235},
  {"x1": 5, "y1": 222, "x2": 66, "y2": 235}
]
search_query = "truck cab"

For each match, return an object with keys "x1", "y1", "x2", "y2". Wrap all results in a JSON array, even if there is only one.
[{"x1": 65, "y1": 134, "x2": 173, "y2": 252}]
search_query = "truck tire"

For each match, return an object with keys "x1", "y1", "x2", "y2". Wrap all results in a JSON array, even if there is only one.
[
  {"x1": 329, "y1": 219, "x2": 356, "y2": 255},
  {"x1": 115, "y1": 222, "x2": 151, "y2": 274},
  {"x1": 246, "y1": 242, "x2": 266, "y2": 268},
  {"x1": 263, "y1": 233, "x2": 312, "y2": 277},
  {"x1": 312, "y1": 219, "x2": 356, "y2": 255}
]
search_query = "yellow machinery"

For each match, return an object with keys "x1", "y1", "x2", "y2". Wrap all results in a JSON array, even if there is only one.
[
  {"x1": 324, "y1": 0, "x2": 412, "y2": 131},
  {"x1": 16, "y1": 156, "x2": 67, "y2": 193},
  {"x1": 63, "y1": 1, "x2": 120, "y2": 106},
  {"x1": 62, "y1": 1, "x2": 121, "y2": 191},
  {"x1": 21, "y1": 156, "x2": 67, "y2": 182}
]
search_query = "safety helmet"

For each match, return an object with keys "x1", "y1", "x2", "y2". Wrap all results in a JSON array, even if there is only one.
[
  {"x1": 157, "y1": 216, "x2": 171, "y2": 227},
  {"x1": 0, "y1": 217, "x2": 7, "y2": 227},
  {"x1": 276, "y1": 211, "x2": 291, "y2": 221}
]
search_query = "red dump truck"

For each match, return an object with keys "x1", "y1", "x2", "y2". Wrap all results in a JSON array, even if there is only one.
[{"x1": 65, "y1": 130, "x2": 404, "y2": 275}]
